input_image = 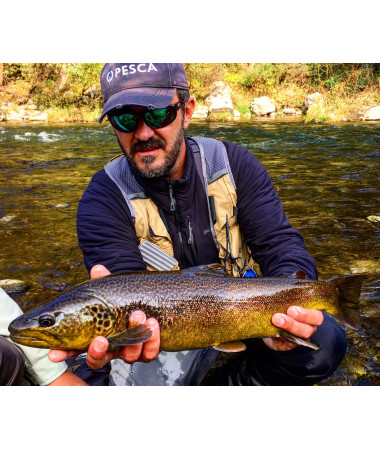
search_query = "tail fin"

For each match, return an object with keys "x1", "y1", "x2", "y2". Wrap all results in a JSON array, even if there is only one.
[{"x1": 330, "y1": 275, "x2": 366, "y2": 330}]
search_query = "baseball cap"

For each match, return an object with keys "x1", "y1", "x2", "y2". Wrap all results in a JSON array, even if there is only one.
[{"x1": 98, "y1": 63, "x2": 189, "y2": 123}]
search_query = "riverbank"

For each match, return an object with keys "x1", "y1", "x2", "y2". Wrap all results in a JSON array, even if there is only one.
[
  {"x1": 1, "y1": 63, "x2": 379, "y2": 124},
  {"x1": 1, "y1": 90, "x2": 380, "y2": 125},
  {"x1": 1, "y1": 101, "x2": 380, "y2": 125}
]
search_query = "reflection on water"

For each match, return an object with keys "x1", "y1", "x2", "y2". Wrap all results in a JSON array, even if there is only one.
[{"x1": 0, "y1": 120, "x2": 379, "y2": 385}]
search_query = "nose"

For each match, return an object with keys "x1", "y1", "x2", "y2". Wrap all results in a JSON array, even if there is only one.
[{"x1": 134, "y1": 117, "x2": 155, "y2": 142}]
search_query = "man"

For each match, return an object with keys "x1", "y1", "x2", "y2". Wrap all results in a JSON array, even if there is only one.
[{"x1": 49, "y1": 63, "x2": 347, "y2": 385}]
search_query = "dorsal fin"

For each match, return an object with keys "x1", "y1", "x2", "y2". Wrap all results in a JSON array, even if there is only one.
[{"x1": 183, "y1": 264, "x2": 231, "y2": 278}]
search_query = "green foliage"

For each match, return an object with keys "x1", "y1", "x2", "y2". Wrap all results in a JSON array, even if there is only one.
[
  {"x1": 304, "y1": 98, "x2": 326, "y2": 124},
  {"x1": 2, "y1": 63, "x2": 102, "y2": 109},
  {"x1": 207, "y1": 110, "x2": 234, "y2": 122},
  {"x1": 66, "y1": 63, "x2": 102, "y2": 93},
  {"x1": 306, "y1": 63, "x2": 380, "y2": 95},
  {"x1": 236, "y1": 104, "x2": 251, "y2": 115}
]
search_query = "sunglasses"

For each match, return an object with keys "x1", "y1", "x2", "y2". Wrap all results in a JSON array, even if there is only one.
[{"x1": 108, "y1": 101, "x2": 184, "y2": 133}]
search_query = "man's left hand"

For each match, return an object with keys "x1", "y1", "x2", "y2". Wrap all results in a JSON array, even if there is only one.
[{"x1": 263, "y1": 306, "x2": 324, "y2": 351}]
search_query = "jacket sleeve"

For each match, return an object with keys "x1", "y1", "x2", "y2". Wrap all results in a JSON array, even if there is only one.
[
  {"x1": 0, "y1": 288, "x2": 67, "y2": 386},
  {"x1": 224, "y1": 142, "x2": 318, "y2": 279},
  {"x1": 77, "y1": 169, "x2": 146, "y2": 275}
]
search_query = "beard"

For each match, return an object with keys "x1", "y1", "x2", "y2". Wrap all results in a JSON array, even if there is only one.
[{"x1": 117, "y1": 125, "x2": 185, "y2": 179}]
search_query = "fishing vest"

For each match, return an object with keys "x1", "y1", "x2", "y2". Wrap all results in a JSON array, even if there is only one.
[{"x1": 104, "y1": 137, "x2": 257, "y2": 277}]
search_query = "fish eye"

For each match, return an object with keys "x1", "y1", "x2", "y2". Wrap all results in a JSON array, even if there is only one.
[{"x1": 38, "y1": 314, "x2": 55, "y2": 327}]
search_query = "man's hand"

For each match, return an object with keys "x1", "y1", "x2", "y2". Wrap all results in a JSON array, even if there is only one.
[
  {"x1": 48, "y1": 265, "x2": 161, "y2": 369},
  {"x1": 263, "y1": 306, "x2": 324, "y2": 351}
]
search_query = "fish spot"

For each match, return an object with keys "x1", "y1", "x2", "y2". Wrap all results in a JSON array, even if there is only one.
[
  {"x1": 97, "y1": 313, "x2": 103, "y2": 319},
  {"x1": 104, "y1": 320, "x2": 110, "y2": 328},
  {"x1": 98, "y1": 319, "x2": 103, "y2": 325},
  {"x1": 91, "y1": 306, "x2": 98, "y2": 313}
]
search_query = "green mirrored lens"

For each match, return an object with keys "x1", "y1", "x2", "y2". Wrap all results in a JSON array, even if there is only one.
[
  {"x1": 114, "y1": 113, "x2": 138, "y2": 132},
  {"x1": 110, "y1": 102, "x2": 181, "y2": 132},
  {"x1": 145, "y1": 109, "x2": 169, "y2": 128}
]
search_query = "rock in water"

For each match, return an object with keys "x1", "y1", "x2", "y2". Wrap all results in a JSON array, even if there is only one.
[
  {"x1": 367, "y1": 215, "x2": 380, "y2": 225},
  {"x1": 0, "y1": 279, "x2": 30, "y2": 294}
]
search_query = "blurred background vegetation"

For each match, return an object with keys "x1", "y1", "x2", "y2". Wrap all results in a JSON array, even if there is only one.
[{"x1": 0, "y1": 63, "x2": 379, "y2": 122}]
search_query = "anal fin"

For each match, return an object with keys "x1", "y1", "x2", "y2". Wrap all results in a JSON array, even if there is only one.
[
  {"x1": 279, "y1": 331, "x2": 319, "y2": 350},
  {"x1": 213, "y1": 341, "x2": 247, "y2": 353}
]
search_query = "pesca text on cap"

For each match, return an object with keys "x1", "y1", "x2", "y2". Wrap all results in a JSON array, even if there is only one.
[{"x1": 107, "y1": 64, "x2": 158, "y2": 83}]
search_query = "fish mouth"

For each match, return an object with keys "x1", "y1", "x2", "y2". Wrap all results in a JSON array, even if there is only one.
[
  {"x1": 9, "y1": 331, "x2": 65, "y2": 347},
  {"x1": 9, "y1": 334, "x2": 51, "y2": 347}
]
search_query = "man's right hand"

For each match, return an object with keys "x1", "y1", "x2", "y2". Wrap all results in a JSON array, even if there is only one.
[{"x1": 48, "y1": 265, "x2": 161, "y2": 369}]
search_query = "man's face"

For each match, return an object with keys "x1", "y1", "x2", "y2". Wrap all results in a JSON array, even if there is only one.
[{"x1": 114, "y1": 93, "x2": 195, "y2": 179}]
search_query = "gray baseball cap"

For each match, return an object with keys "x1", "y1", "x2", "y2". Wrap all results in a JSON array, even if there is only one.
[{"x1": 98, "y1": 63, "x2": 189, "y2": 123}]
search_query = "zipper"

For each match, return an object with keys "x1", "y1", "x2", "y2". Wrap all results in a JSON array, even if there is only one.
[
  {"x1": 169, "y1": 184, "x2": 185, "y2": 262},
  {"x1": 187, "y1": 216, "x2": 198, "y2": 261},
  {"x1": 169, "y1": 184, "x2": 176, "y2": 212},
  {"x1": 188, "y1": 218, "x2": 193, "y2": 245}
]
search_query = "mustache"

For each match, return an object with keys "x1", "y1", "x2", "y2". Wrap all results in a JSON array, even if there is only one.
[{"x1": 131, "y1": 138, "x2": 166, "y2": 154}]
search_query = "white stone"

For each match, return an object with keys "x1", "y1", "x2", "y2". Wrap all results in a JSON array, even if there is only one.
[
  {"x1": 249, "y1": 96, "x2": 276, "y2": 116},
  {"x1": 283, "y1": 108, "x2": 297, "y2": 115},
  {"x1": 28, "y1": 112, "x2": 48, "y2": 121},
  {"x1": 303, "y1": 92, "x2": 323, "y2": 113},
  {"x1": 6, "y1": 109, "x2": 23, "y2": 121},
  {"x1": 205, "y1": 81, "x2": 234, "y2": 114},
  {"x1": 364, "y1": 106, "x2": 380, "y2": 121},
  {"x1": 192, "y1": 105, "x2": 209, "y2": 119}
]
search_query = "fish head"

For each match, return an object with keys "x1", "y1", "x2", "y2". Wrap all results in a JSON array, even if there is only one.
[{"x1": 8, "y1": 288, "x2": 118, "y2": 350}]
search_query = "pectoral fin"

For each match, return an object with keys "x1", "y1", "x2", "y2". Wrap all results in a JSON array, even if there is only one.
[
  {"x1": 279, "y1": 331, "x2": 319, "y2": 350},
  {"x1": 107, "y1": 321, "x2": 153, "y2": 346},
  {"x1": 213, "y1": 341, "x2": 247, "y2": 353}
]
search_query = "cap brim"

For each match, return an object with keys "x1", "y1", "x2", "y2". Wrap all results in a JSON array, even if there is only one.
[{"x1": 98, "y1": 87, "x2": 176, "y2": 123}]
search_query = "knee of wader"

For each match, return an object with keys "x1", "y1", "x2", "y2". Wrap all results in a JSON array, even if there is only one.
[{"x1": 0, "y1": 336, "x2": 25, "y2": 386}]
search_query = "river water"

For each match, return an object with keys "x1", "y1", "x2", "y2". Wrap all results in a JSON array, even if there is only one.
[{"x1": 0, "y1": 119, "x2": 379, "y2": 385}]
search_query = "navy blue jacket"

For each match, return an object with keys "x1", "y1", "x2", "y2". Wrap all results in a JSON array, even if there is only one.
[{"x1": 77, "y1": 138, "x2": 318, "y2": 279}]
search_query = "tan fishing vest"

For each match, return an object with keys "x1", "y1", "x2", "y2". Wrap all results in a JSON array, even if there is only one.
[{"x1": 105, "y1": 137, "x2": 258, "y2": 277}]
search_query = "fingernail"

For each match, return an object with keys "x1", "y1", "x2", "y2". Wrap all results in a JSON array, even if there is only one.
[
  {"x1": 48, "y1": 351, "x2": 58, "y2": 362},
  {"x1": 132, "y1": 313, "x2": 145, "y2": 323},
  {"x1": 287, "y1": 306, "x2": 301, "y2": 318},
  {"x1": 94, "y1": 339, "x2": 108, "y2": 352},
  {"x1": 288, "y1": 306, "x2": 300, "y2": 318},
  {"x1": 274, "y1": 314, "x2": 285, "y2": 326},
  {"x1": 147, "y1": 318, "x2": 158, "y2": 330}
]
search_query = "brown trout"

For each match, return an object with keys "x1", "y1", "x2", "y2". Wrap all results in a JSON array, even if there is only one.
[{"x1": 8, "y1": 266, "x2": 366, "y2": 352}]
